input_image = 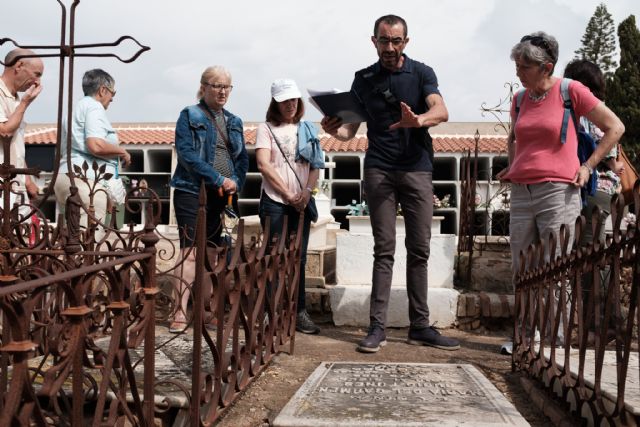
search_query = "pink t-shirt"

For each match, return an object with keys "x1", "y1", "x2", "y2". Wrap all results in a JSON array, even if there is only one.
[
  {"x1": 255, "y1": 122, "x2": 310, "y2": 204},
  {"x1": 503, "y1": 79, "x2": 601, "y2": 184}
]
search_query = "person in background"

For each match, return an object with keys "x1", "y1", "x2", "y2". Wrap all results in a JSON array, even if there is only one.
[
  {"x1": 563, "y1": 59, "x2": 624, "y2": 244},
  {"x1": 168, "y1": 66, "x2": 248, "y2": 333},
  {"x1": 564, "y1": 58, "x2": 625, "y2": 344},
  {"x1": 54, "y1": 69, "x2": 131, "y2": 226},
  {"x1": 321, "y1": 15, "x2": 459, "y2": 352},
  {"x1": 0, "y1": 48, "x2": 43, "y2": 218},
  {"x1": 256, "y1": 78, "x2": 324, "y2": 334}
]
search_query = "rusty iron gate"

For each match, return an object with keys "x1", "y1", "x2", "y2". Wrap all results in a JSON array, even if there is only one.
[
  {"x1": 0, "y1": 1, "x2": 301, "y2": 425},
  {"x1": 456, "y1": 132, "x2": 479, "y2": 283},
  {"x1": 512, "y1": 189, "x2": 640, "y2": 425},
  {"x1": 457, "y1": 83, "x2": 519, "y2": 284}
]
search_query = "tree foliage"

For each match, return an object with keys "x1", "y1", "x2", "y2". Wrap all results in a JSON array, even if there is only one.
[
  {"x1": 575, "y1": 3, "x2": 617, "y2": 77},
  {"x1": 607, "y1": 15, "x2": 640, "y2": 168}
]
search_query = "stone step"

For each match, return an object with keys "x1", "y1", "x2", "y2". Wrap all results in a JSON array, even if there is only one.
[
  {"x1": 456, "y1": 292, "x2": 515, "y2": 330},
  {"x1": 305, "y1": 287, "x2": 331, "y2": 315},
  {"x1": 305, "y1": 245, "x2": 336, "y2": 289},
  {"x1": 329, "y1": 286, "x2": 459, "y2": 327}
]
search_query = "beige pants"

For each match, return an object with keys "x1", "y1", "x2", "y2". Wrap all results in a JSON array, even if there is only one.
[{"x1": 54, "y1": 173, "x2": 109, "y2": 228}]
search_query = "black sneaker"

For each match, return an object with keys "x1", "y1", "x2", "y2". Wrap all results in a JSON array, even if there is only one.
[
  {"x1": 407, "y1": 325, "x2": 460, "y2": 351},
  {"x1": 357, "y1": 324, "x2": 386, "y2": 353},
  {"x1": 296, "y1": 310, "x2": 320, "y2": 334}
]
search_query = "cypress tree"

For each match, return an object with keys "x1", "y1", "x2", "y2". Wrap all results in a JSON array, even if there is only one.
[
  {"x1": 607, "y1": 15, "x2": 640, "y2": 168},
  {"x1": 575, "y1": 3, "x2": 618, "y2": 77}
]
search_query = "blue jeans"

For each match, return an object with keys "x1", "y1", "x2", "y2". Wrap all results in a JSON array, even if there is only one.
[
  {"x1": 259, "y1": 192, "x2": 311, "y2": 313},
  {"x1": 174, "y1": 189, "x2": 226, "y2": 248}
]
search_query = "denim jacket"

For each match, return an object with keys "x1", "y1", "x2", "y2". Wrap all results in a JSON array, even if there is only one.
[{"x1": 170, "y1": 102, "x2": 249, "y2": 195}]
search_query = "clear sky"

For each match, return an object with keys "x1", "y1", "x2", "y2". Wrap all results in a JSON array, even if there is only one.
[{"x1": 2, "y1": 0, "x2": 638, "y2": 125}]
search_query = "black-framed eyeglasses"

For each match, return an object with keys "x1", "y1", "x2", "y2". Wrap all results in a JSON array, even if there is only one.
[
  {"x1": 375, "y1": 37, "x2": 405, "y2": 47},
  {"x1": 203, "y1": 82, "x2": 233, "y2": 92},
  {"x1": 520, "y1": 35, "x2": 555, "y2": 62}
]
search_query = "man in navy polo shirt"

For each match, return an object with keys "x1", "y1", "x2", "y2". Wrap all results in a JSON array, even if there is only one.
[{"x1": 321, "y1": 14, "x2": 459, "y2": 353}]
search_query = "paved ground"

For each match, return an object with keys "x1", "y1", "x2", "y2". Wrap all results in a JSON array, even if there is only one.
[{"x1": 215, "y1": 317, "x2": 550, "y2": 427}]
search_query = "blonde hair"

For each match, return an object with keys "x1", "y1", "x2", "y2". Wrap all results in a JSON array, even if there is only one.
[{"x1": 196, "y1": 65, "x2": 232, "y2": 100}]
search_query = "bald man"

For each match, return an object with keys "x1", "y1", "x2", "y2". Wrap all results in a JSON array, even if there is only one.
[{"x1": 0, "y1": 48, "x2": 44, "y2": 214}]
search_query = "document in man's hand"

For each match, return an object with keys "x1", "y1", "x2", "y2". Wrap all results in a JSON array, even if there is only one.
[{"x1": 307, "y1": 89, "x2": 368, "y2": 124}]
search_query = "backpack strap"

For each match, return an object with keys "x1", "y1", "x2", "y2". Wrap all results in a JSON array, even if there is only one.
[
  {"x1": 560, "y1": 78, "x2": 576, "y2": 145},
  {"x1": 358, "y1": 70, "x2": 400, "y2": 106},
  {"x1": 514, "y1": 89, "x2": 526, "y2": 123}
]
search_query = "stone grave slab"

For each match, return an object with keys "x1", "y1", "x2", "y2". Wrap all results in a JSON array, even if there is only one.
[{"x1": 273, "y1": 362, "x2": 529, "y2": 426}]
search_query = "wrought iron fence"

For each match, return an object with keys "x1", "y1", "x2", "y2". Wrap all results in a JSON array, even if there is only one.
[
  {"x1": 471, "y1": 81, "x2": 519, "y2": 247},
  {"x1": 0, "y1": 1, "x2": 301, "y2": 425},
  {"x1": 456, "y1": 131, "x2": 510, "y2": 279},
  {"x1": 456, "y1": 83, "x2": 515, "y2": 286},
  {"x1": 0, "y1": 183, "x2": 301, "y2": 425},
  {"x1": 456, "y1": 135, "x2": 478, "y2": 282},
  {"x1": 512, "y1": 187, "x2": 640, "y2": 425}
]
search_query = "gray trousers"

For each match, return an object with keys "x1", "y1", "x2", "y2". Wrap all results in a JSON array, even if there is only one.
[
  {"x1": 509, "y1": 182, "x2": 581, "y2": 275},
  {"x1": 509, "y1": 182, "x2": 580, "y2": 342},
  {"x1": 363, "y1": 168, "x2": 433, "y2": 329}
]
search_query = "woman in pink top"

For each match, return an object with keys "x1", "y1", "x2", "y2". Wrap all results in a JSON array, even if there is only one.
[{"x1": 497, "y1": 31, "x2": 625, "y2": 277}]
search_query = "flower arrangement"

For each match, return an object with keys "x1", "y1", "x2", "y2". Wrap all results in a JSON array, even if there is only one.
[
  {"x1": 347, "y1": 200, "x2": 369, "y2": 216},
  {"x1": 433, "y1": 194, "x2": 452, "y2": 209},
  {"x1": 349, "y1": 194, "x2": 452, "y2": 216},
  {"x1": 622, "y1": 212, "x2": 637, "y2": 229}
]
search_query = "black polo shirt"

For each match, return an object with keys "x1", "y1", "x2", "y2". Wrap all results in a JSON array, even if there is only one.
[{"x1": 351, "y1": 55, "x2": 440, "y2": 171}]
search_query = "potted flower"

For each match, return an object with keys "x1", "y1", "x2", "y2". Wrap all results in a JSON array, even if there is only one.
[
  {"x1": 347, "y1": 197, "x2": 446, "y2": 235},
  {"x1": 346, "y1": 200, "x2": 407, "y2": 235}
]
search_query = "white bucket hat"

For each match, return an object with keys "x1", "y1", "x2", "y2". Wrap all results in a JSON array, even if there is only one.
[{"x1": 271, "y1": 78, "x2": 301, "y2": 102}]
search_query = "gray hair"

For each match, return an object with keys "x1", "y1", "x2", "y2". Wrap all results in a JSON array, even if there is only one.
[
  {"x1": 510, "y1": 31, "x2": 559, "y2": 73},
  {"x1": 197, "y1": 65, "x2": 232, "y2": 99},
  {"x1": 82, "y1": 69, "x2": 115, "y2": 96}
]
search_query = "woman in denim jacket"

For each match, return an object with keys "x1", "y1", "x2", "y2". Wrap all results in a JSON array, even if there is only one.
[
  {"x1": 256, "y1": 78, "x2": 325, "y2": 335},
  {"x1": 169, "y1": 65, "x2": 248, "y2": 332}
]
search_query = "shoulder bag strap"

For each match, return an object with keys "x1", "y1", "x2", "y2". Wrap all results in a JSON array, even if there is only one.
[
  {"x1": 265, "y1": 123, "x2": 304, "y2": 191},
  {"x1": 198, "y1": 104, "x2": 230, "y2": 148},
  {"x1": 198, "y1": 103, "x2": 235, "y2": 168}
]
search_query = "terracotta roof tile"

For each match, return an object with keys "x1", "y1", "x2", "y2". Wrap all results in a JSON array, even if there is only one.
[
  {"x1": 25, "y1": 125, "x2": 507, "y2": 154},
  {"x1": 433, "y1": 135, "x2": 507, "y2": 154},
  {"x1": 244, "y1": 126, "x2": 257, "y2": 144}
]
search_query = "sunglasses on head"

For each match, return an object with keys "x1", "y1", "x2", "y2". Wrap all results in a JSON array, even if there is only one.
[{"x1": 520, "y1": 35, "x2": 555, "y2": 62}]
